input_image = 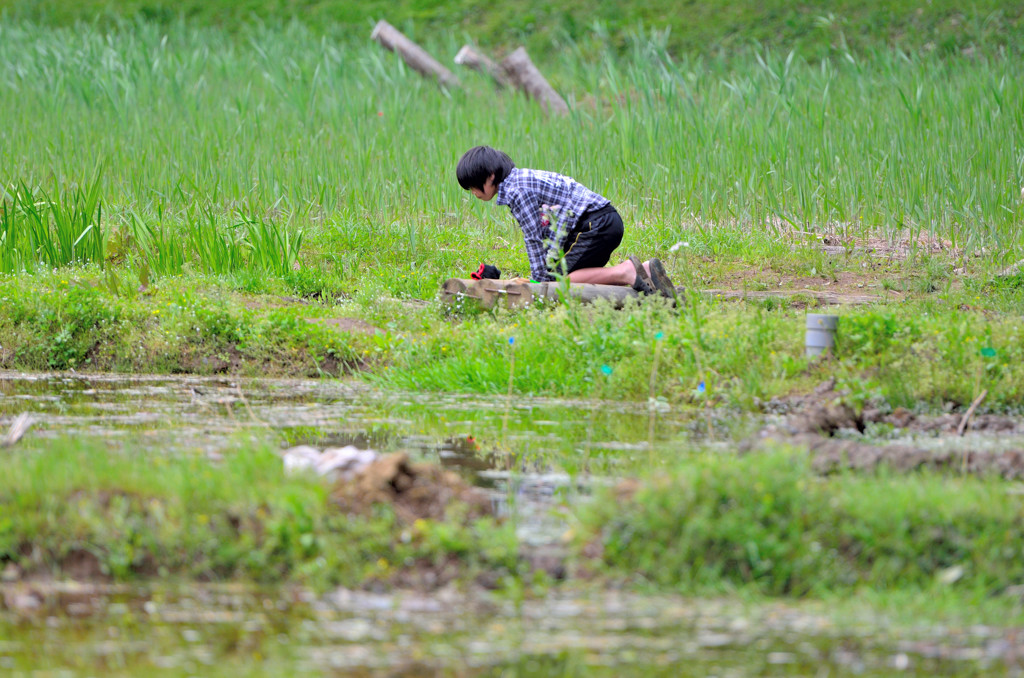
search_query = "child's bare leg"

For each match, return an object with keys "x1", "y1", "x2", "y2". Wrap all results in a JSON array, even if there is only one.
[{"x1": 567, "y1": 259, "x2": 640, "y2": 286}]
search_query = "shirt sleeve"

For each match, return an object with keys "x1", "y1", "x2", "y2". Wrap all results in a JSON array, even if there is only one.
[{"x1": 506, "y1": 190, "x2": 554, "y2": 282}]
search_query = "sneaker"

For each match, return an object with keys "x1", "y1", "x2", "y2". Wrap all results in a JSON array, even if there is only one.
[
  {"x1": 629, "y1": 256, "x2": 656, "y2": 295},
  {"x1": 648, "y1": 258, "x2": 679, "y2": 303}
]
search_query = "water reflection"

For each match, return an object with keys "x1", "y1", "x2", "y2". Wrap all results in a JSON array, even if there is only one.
[{"x1": 2, "y1": 582, "x2": 1015, "y2": 676}]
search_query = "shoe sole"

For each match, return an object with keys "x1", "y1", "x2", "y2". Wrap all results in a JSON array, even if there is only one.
[
  {"x1": 628, "y1": 255, "x2": 655, "y2": 293},
  {"x1": 648, "y1": 258, "x2": 680, "y2": 303}
]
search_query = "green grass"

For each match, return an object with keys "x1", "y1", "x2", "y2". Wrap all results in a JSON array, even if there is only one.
[
  {"x1": 2, "y1": 12, "x2": 1024, "y2": 670},
  {"x1": 0, "y1": 438, "x2": 517, "y2": 586},
  {"x1": 0, "y1": 17, "x2": 1016, "y2": 397},
  {"x1": 577, "y1": 448, "x2": 1024, "y2": 601},
  {"x1": 2, "y1": 0, "x2": 1023, "y2": 59},
  {"x1": 0, "y1": 269, "x2": 367, "y2": 374},
  {"x1": 0, "y1": 173, "x2": 105, "y2": 273},
  {"x1": 0, "y1": 18, "x2": 1021, "y2": 292},
  {"x1": 376, "y1": 296, "x2": 1024, "y2": 411}
]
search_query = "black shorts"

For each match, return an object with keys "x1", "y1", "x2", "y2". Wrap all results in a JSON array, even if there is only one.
[{"x1": 558, "y1": 204, "x2": 624, "y2": 274}]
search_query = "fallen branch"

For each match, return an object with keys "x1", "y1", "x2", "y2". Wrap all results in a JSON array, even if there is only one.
[
  {"x1": 370, "y1": 20, "x2": 460, "y2": 89},
  {"x1": 454, "y1": 45, "x2": 510, "y2": 88},
  {"x1": 957, "y1": 389, "x2": 988, "y2": 437},
  {"x1": 1, "y1": 413, "x2": 33, "y2": 448},
  {"x1": 500, "y1": 47, "x2": 569, "y2": 116}
]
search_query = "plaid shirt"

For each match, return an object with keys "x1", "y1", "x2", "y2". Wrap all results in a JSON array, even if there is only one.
[{"x1": 495, "y1": 167, "x2": 610, "y2": 281}]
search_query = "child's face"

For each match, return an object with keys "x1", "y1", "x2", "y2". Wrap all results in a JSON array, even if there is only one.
[{"x1": 470, "y1": 174, "x2": 497, "y2": 201}]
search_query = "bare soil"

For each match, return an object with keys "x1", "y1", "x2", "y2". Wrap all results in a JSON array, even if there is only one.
[
  {"x1": 749, "y1": 382, "x2": 1024, "y2": 478},
  {"x1": 330, "y1": 453, "x2": 493, "y2": 524}
]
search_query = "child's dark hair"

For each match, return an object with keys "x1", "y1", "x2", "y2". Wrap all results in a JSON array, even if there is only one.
[{"x1": 456, "y1": 146, "x2": 515, "y2": 191}]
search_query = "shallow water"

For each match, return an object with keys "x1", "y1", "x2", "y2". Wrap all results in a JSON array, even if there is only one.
[
  {"x1": 0, "y1": 370, "x2": 723, "y2": 546},
  {"x1": 0, "y1": 371, "x2": 714, "y2": 462},
  {"x1": 3, "y1": 582, "x2": 1020, "y2": 677},
  {"x1": 3, "y1": 371, "x2": 1024, "y2": 676}
]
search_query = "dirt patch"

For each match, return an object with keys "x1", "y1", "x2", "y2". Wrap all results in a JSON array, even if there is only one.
[
  {"x1": 765, "y1": 433, "x2": 1024, "y2": 479},
  {"x1": 767, "y1": 381, "x2": 1024, "y2": 437},
  {"x1": 702, "y1": 288, "x2": 886, "y2": 307},
  {"x1": 770, "y1": 221, "x2": 971, "y2": 262},
  {"x1": 714, "y1": 267, "x2": 892, "y2": 295},
  {"x1": 750, "y1": 382, "x2": 1024, "y2": 477},
  {"x1": 60, "y1": 549, "x2": 107, "y2": 581},
  {"x1": 176, "y1": 344, "x2": 245, "y2": 375},
  {"x1": 702, "y1": 266, "x2": 905, "y2": 307},
  {"x1": 330, "y1": 453, "x2": 493, "y2": 524}
]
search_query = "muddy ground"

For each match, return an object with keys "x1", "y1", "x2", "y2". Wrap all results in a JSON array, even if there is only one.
[{"x1": 748, "y1": 380, "x2": 1024, "y2": 478}]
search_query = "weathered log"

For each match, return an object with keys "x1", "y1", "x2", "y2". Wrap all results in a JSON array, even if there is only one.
[
  {"x1": 370, "y1": 20, "x2": 460, "y2": 89},
  {"x1": 499, "y1": 47, "x2": 569, "y2": 116},
  {"x1": 1, "y1": 413, "x2": 32, "y2": 448},
  {"x1": 532, "y1": 281, "x2": 639, "y2": 307},
  {"x1": 440, "y1": 279, "x2": 535, "y2": 312},
  {"x1": 439, "y1": 278, "x2": 639, "y2": 312},
  {"x1": 454, "y1": 45, "x2": 510, "y2": 88}
]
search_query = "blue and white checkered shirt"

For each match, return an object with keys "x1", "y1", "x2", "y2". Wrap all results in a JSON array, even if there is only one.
[{"x1": 495, "y1": 167, "x2": 610, "y2": 281}]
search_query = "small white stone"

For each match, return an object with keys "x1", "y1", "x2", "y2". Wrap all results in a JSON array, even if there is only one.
[{"x1": 282, "y1": 445, "x2": 321, "y2": 474}]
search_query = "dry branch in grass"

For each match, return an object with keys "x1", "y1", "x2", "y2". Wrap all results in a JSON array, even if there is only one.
[{"x1": 370, "y1": 20, "x2": 460, "y2": 89}]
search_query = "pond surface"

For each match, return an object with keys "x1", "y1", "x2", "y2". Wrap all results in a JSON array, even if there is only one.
[
  {"x1": 2, "y1": 371, "x2": 1023, "y2": 676},
  {"x1": 0, "y1": 371, "x2": 729, "y2": 547},
  {"x1": 3, "y1": 581, "x2": 1019, "y2": 677},
  {"x1": 0, "y1": 371, "x2": 718, "y2": 461}
]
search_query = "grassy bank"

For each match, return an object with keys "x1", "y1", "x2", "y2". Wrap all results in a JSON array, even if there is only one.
[
  {"x1": 0, "y1": 439, "x2": 517, "y2": 587},
  {"x1": 0, "y1": 269, "x2": 369, "y2": 375},
  {"x1": 4, "y1": 438, "x2": 1024, "y2": 622},
  {"x1": 376, "y1": 292, "x2": 1024, "y2": 411},
  {"x1": 2, "y1": 0, "x2": 1023, "y2": 58},
  {"x1": 2, "y1": 265, "x2": 1024, "y2": 410},
  {"x1": 0, "y1": 19, "x2": 1021, "y2": 399},
  {"x1": 577, "y1": 450, "x2": 1024, "y2": 600}
]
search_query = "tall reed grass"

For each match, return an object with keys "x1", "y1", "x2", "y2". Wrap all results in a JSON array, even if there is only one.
[
  {"x1": 0, "y1": 19, "x2": 1020, "y2": 276},
  {"x1": 0, "y1": 176, "x2": 105, "y2": 273}
]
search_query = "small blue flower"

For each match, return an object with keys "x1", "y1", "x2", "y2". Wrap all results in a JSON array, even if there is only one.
[
  {"x1": 655, "y1": 332, "x2": 664, "y2": 340},
  {"x1": 509, "y1": 337, "x2": 515, "y2": 345},
  {"x1": 697, "y1": 381, "x2": 706, "y2": 394},
  {"x1": 600, "y1": 365, "x2": 613, "y2": 376}
]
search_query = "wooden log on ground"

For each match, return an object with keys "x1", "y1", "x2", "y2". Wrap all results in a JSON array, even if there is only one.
[
  {"x1": 531, "y1": 282, "x2": 639, "y2": 308},
  {"x1": 439, "y1": 279, "x2": 638, "y2": 312},
  {"x1": 499, "y1": 47, "x2": 569, "y2": 116},
  {"x1": 371, "y1": 20, "x2": 460, "y2": 89},
  {"x1": 504, "y1": 281, "x2": 532, "y2": 310},
  {"x1": 1, "y1": 413, "x2": 32, "y2": 448},
  {"x1": 454, "y1": 45, "x2": 510, "y2": 88}
]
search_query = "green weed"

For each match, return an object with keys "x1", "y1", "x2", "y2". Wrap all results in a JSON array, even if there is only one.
[
  {"x1": 0, "y1": 175, "x2": 105, "y2": 273},
  {"x1": 578, "y1": 450, "x2": 1024, "y2": 596},
  {"x1": 0, "y1": 439, "x2": 516, "y2": 587}
]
